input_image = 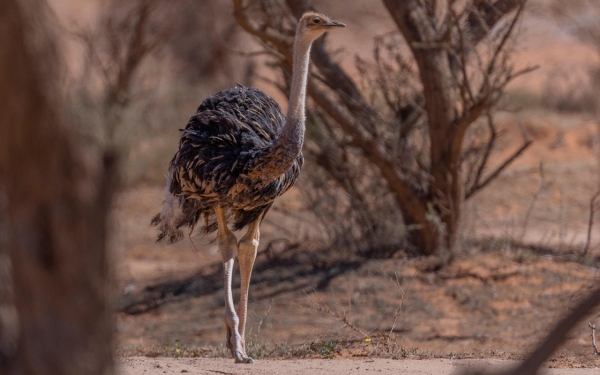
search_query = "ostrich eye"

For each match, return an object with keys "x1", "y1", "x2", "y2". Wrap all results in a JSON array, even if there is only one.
[{"x1": 313, "y1": 18, "x2": 321, "y2": 24}]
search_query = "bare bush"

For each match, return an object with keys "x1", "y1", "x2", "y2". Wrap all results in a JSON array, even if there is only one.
[
  {"x1": 234, "y1": 0, "x2": 533, "y2": 256},
  {"x1": 70, "y1": 0, "x2": 177, "y2": 153},
  {"x1": 169, "y1": 1, "x2": 241, "y2": 85},
  {"x1": 544, "y1": 0, "x2": 600, "y2": 114}
]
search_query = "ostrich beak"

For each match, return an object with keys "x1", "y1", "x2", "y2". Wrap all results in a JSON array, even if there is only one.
[{"x1": 325, "y1": 20, "x2": 346, "y2": 28}]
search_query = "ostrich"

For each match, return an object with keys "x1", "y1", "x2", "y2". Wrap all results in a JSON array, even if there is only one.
[{"x1": 151, "y1": 12, "x2": 345, "y2": 363}]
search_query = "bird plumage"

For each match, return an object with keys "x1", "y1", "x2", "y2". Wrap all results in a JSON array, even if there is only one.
[
  {"x1": 151, "y1": 85, "x2": 303, "y2": 242},
  {"x1": 152, "y1": 10, "x2": 344, "y2": 364}
]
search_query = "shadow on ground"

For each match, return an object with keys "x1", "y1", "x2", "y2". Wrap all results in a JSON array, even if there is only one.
[{"x1": 116, "y1": 244, "x2": 362, "y2": 315}]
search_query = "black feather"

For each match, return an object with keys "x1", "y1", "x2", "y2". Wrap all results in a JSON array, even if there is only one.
[{"x1": 152, "y1": 85, "x2": 303, "y2": 241}]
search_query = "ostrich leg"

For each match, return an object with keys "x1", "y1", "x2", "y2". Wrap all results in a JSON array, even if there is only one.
[
  {"x1": 237, "y1": 218, "x2": 260, "y2": 357},
  {"x1": 214, "y1": 206, "x2": 251, "y2": 363}
]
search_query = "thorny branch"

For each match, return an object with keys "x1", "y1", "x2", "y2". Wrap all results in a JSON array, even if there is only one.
[
  {"x1": 232, "y1": 0, "x2": 291, "y2": 63},
  {"x1": 589, "y1": 322, "x2": 600, "y2": 355},
  {"x1": 74, "y1": 0, "x2": 176, "y2": 109},
  {"x1": 582, "y1": 191, "x2": 600, "y2": 258},
  {"x1": 300, "y1": 291, "x2": 368, "y2": 338},
  {"x1": 465, "y1": 0, "x2": 528, "y2": 50},
  {"x1": 466, "y1": 121, "x2": 533, "y2": 199},
  {"x1": 485, "y1": 0, "x2": 526, "y2": 77},
  {"x1": 388, "y1": 271, "x2": 416, "y2": 343},
  {"x1": 71, "y1": 0, "x2": 176, "y2": 148},
  {"x1": 519, "y1": 162, "x2": 552, "y2": 242}
]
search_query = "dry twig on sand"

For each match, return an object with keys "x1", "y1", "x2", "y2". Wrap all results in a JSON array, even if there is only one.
[
  {"x1": 300, "y1": 288, "x2": 368, "y2": 338},
  {"x1": 588, "y1": 322, "x2": 600, "y2": 355},
  {"x1": 388, "y1": 271, "x2": 415, "y2": 343},
  {"x1": 582, "y1": 191, "x2": 600, "y2": 258},
  {"x1": 519, "y1": 162, "x2": 552, "y2": 242}
]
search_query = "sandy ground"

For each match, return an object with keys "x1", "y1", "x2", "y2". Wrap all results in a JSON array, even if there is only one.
[{"x1": 117, "y1": 357, "x2": 599, "y2": 375}]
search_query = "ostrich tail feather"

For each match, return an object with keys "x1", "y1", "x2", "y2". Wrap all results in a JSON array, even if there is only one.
[{"x1": 151, "y1": 173, "x2": 184, "y2": 243}]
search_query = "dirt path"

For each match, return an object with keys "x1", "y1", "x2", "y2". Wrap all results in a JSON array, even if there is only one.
[{"x1": 118, "y1": 357, "x2": 598, "y2": 375}]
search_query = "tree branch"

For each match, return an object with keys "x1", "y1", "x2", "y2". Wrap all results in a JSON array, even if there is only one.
[
  {"x1": 468, "y1": 111, "x2": 498, "y2": 196},
  {"x1": 582, "y1": 191, "x2": 600, "y2": 258},
  {"x1": 383, "y1": 0, "x2": 440, "y2": 49},
  {"x1": 307, "y1": 79, "x2": 428, "y2": 220},
  {"x1": 465, "y1": 121, "x2": 532, "y2": 199},
  {"x1": 485, "y1": 0, "x2": 526, "y2": 77},
  {"x1": 232, "y1": 0, "x2": 292, "y2": 62},
  {"x1": 465, "y1": 0, "x2": 527, "y2": 47}
]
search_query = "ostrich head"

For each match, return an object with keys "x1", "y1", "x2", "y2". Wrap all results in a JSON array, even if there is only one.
[{"x1": 297, "y1": 12, "x2": 345, "y2": 41}]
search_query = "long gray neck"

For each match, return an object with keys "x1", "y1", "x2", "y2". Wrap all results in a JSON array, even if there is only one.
[
  {"x1": 249, "y1": 28, "x2": 313, "y2": 181},
  {"x1": 278, "y1": 29, "x2": 312, "y2": 151}
]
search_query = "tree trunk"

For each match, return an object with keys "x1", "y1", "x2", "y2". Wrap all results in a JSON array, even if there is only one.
[
  {"x1": 0, "y1": 1, "x2": 116, "y2": 374},
  {"x1": 404, "y1": 216, "x2": 440, "y2": 256},
  {"x1": 417, "y1": 49, "x2": 462, "y2": 253},
  {"x1": 384, "y1": 0, "x2": 461, "y2": 253}
]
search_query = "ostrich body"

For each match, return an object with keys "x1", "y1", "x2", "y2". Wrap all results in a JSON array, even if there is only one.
[{"x1": 152, "y1": 12, "x2": 345, "y2": 363}]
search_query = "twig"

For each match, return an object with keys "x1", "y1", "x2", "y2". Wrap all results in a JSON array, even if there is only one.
[
  {"x1": 485, "y1": 0, "x2": 526, "y2": 76},
  {"x1": 582, "y1": 191, "x2": 600, "y2": 258},
  {"x1": 231, "y1": 0, "x2": 291, "y2": 61},
  {"x1": 298, "y1": 291, "x2": 368, "y2": 337},
  {"x1": 221, "y1": 46, "x2": 281, "y2": 59},
  {"x1": 519, "y1": 162, "x2": 550, "y2": 242},
  {"x1": 252, "y1": 74, "x2": 287, "y2": 94},
  {"x1": 506, "y1": 65, "x2": 540, "y2": 82},
  {"x1": 466, "y1": 121, "x2": 532, "y2": 199},
  {"x1": 255, "y1": 299, "x2": 273, "y2": 338},
  {"x1": 468, "y1": 111, "x2": 498, "y2": 197},
  {"x1": 449, "y1": 7, "x2": 475, "y2": 103},
  {"x1": 589, "y1": 322, "x2": 600, "y2": 355},
  {"x1": 388, "y1": 271, "x2": 415, "y2": 343}
]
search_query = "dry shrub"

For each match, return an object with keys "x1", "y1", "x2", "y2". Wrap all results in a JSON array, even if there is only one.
[
  {"x1": 544, "y1": 0, "x2": 600, "y2": 114},
  {"x1": 541, "y1": 68, "x2": 600, "y2": 114},
  {"x1": 298, "y1": 32, "x2": 425, "y2": 257},
  {"x1": 299, "y1": 146, "x2": 407, "y2": 258},
  {"x1": 168, "y1": 1, "x2": 241, "y2": 86},
  {"x1": 66, "y1": 1, "x2": 252, "y2": 185},
  {"x1": 67, "y1": 0, "x2": 178, "y2": 169},
  {"x1": 234, "y1": 0, "x2": 533, "y2": 256}
]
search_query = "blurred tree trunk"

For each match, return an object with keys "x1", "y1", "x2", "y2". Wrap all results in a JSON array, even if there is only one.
[{"x1": 0, "y1": 0, "x2": 116, "y2": 374}]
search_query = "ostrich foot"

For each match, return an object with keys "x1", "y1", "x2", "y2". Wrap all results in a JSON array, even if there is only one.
[
  {"x1": 233, "y1": 350, "x2": 254, "y2": 364},
  {"x1": 225, "y1": 324, "x2": 253, "y2": 363},
  {"x1": 229, "y1": 338, "x2": 253, "y2": 363}
]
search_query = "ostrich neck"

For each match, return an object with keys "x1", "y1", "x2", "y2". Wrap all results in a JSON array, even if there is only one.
[
  {"x1": 279, "y1": 34, "x2": 312, "y2": 149},
  {"x1": 251, "y1": 30, "x2": 313, "y2": 182}
]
